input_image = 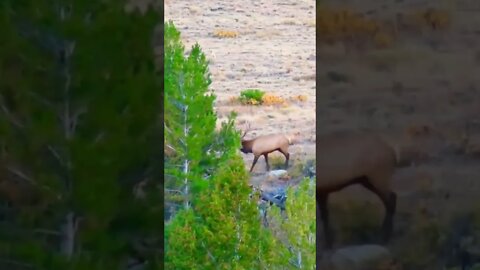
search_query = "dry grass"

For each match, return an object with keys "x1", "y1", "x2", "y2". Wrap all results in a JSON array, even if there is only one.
[
  {"x1": 261, "y1": 93, "x2": 288, "y2": 106},
  {"x1": 293, "y1": 74, "x2": 316, "y2": 81},
  {"x1": 213, "y1": 29, "x2": 239, "y2": 38},
  {"x1": 317, "y1": 6, "x2": 452, "y2": 51},
  {"x1": 281, "y1": 19, "x2": 299, "y2": 25},
  {"x1": 229, "y1": 92, "x2": 310, "y2": 107},
  {"x1": 399, "y1": 8, "x2": 452, "y2": 33},
  {"x1": 373, "y1": 32, "x2": 394, "y2": 49},
  {"x1": 255, "y1": 29, "x2": 282, "y2": 39},
  {"x1": 317, "y1": 7, "x2": 395, "y2": 49},
  {"x1": 289, "y1": 94, "x2": 308, "y2": 102}
]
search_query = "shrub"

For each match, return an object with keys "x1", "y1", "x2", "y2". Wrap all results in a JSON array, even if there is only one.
[
  {"x1": 268, "y1": 178, "x2": 316, "y2": 269},
  {"x1": 239, "y1": 89, "x2": 265, "y2": 105}
]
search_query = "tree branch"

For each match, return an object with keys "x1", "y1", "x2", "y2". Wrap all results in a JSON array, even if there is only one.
[
  {"x1": 34, "y1": 228, "x2": 61, "y2": 236},
  {"x1": 165, "y1": 144, "x2": 177, "y2": 153},
  {"x1": 0, "y1": 258, "x2": 34, "y2": 269},
  {"x1": 6, "y1": 165, "x2": 36, "y2": 185},
  {"x1": 70, "y1": 105, "x2": 88, "y2": 135},
  {"x1": 94, "y1": 132, "x2": 105, "y2": 144},
  {"x1": 47, "y1": 145, "x2": 66, "y2": 167},
  {"x1": 0, "y1": 99, "x2": 24, "y2": 129},
  {"x1": 26, "y1": 90, "x2": 54, "y2": 108}
]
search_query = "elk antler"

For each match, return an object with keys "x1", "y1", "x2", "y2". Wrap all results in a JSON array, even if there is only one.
[{"x1": 241, "y1": 122, "x2": 251, "y2": 139}]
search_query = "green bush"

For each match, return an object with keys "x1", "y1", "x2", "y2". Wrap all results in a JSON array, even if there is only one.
[
  {"x1": 239, "y1": 89, "x2": 265, "y2": 105},
  {"x1": 268, "y1": 178, "x2": 316, "y2": 269}
]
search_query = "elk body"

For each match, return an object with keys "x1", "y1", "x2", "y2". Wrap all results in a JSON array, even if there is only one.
[
  {"x1": 239, "y1": 124, "x2": 294, "y2": 172},
  {"x1": 317, "y1": 132, "x2": 398, "y2": 249}
]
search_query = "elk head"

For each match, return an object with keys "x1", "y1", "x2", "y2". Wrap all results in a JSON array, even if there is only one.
[{"x1": 239, "y1": 122, "x2": 252, "y2": 154}]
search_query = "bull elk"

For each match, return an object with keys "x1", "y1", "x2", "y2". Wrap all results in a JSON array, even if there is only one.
[
  {"x1": 317, "y1": 132, "x2": 398, "y2": 249},
  {"x1": 239, "y1": 123, "x2": 298, "y2": 173}
]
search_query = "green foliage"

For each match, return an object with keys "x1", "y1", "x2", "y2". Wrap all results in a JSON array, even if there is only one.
[
  {"x1": 0, "y1": 1, "x2": 162, "y2": 268},
  {"x1": 268, "y1": 178, "x2": 316, "y2": 269},
  {"x1": 165, "y1": 156, "x2": 282, "y2": 269},
  {"x1": 239, "y1": 88, "x2": 265, "y2": 105},
  {"x1": 164, "y1": 20, "x2": 218, "y2": 209}
]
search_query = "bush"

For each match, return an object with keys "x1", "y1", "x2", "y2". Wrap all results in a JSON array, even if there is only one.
[
  {"x1": 239, "y1": 89, "x2": 265, "y2": 105},
  {"x1": 268, "y1": 178, "x2": 316, "y2": 269}
]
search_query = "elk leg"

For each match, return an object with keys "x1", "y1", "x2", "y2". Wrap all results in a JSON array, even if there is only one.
[
  {"x1": 360, "y1": 180, "x2": 397, "y2": 243},
  {"x1": 318, "y1": 192, "x2": 333, "y2": 249},
  {"x1": 280, "y1": 207, "x2": 287, "y2": 220},
  {"x1": 383, "y1": 191, "x2": 397, "y2": 242},
  {"x1": 264, "y1": 154, "x2": 270, "y2": 171},
  {"x1": 278, "y1": 148, "x2": 290, "y2": 169},
  {"x1": 262, "y1": 207, "x2": 269, "y2": 227},
  {"x1": 250, "y1": 155, "x2": 260, "y2": 172}
]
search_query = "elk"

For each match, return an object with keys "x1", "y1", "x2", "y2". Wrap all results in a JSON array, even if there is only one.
[
  {"x1": 239, "y1": 123, "x2": 296, "y2": 173},
  {"x1": 317, "y1": 131, "x2": 398, "y2": 249}
]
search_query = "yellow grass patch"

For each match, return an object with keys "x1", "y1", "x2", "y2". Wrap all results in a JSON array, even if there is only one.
[
  {"x1": 213, "y1": 29, "x2": 239, "y2": 38},
  {"x1": 373, "y1": 32, "x2": 394, "y2": 49},
  {"x1": 230, "y1": 92, "x2": 309, "y2": 107},
  {"x1": 317, "y1": 6, "x2": 452, "y2": 50},
  {"x1": 404, "y1": 8, "x2": 451, "y2": 32},
  {"x1": 262, "y1": 93, "x2": 288, "y2": 106},
  {"x1": 317, "y1": 7, "x2": 389, "y2": 48},
  {"x1": 289, "y1": 94, "x2": 308, "y2": 102}
]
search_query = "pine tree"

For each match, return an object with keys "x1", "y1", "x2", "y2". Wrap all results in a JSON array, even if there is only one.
[
  {"x1": 164, "y1": 20, "x2": 218, "y2": 213},
  {"x1": 0, "y1": 1, "x2": 162, "y2": 268},
  {"x1": 165, "y1": 154, "x2": 282, "y2": 269}
]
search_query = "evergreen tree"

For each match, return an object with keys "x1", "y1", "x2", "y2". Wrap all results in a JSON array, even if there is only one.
[
  {"x1": 165, "y1": 155, "x2": 282, "y2": 270},
  {"x1": 0, "y1": 1, "x2": 162, "y2": 268},
  {"x1": 164, "y1": 20, "x2": 218, "y2": 212}
]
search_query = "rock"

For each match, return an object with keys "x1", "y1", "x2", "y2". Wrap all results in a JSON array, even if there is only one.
[
  {"x1": 305, "y1": 165, "x2": 316, "y2": 178},
  {"x1": 259, "y1": 187, "x2": 287, "y2": 210},
  {"x1": 266, "y1": 169, "x2": 288, "y2": 180},
  {"x1": 302, "y1": 159, "x2": 316, "y2": 178},
  {"x1": 320, "y1": 245, "x2": 394, "y2": 270}
]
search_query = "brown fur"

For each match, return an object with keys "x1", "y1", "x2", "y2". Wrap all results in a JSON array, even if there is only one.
[
  {"x1": 317, "y1": 132, "x2": 397, "y2": 249},
  {"x1": 241, "y1": 134, "x2": 292, "y2": 172}
]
